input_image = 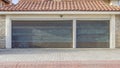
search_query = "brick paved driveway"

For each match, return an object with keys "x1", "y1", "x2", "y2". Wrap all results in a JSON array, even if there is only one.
[
  {"x1": 1, "y1": 61, "x2": 120, "y2": 68},
  {"x1": 0, "y1": 48, "x2": 120, "y2": 68}
]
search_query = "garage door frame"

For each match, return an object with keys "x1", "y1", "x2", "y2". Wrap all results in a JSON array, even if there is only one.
[{"x1": 5, "y1": 15, "x2": 115, "y2": 49}]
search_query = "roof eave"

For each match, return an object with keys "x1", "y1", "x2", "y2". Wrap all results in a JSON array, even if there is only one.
[{"x1": 0, "y1": 11, "x2": 120, "y2": 15}]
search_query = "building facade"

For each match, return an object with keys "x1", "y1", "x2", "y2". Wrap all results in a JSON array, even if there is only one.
[{"x1": 0, "y1": 0, "x2": 120, "y2": 48}]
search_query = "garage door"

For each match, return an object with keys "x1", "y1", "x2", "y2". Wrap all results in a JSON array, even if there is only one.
[
  {"x1": 77, "y1": 20, "x2": 109, "y2": 48},
  {"x1": 12, "y1": 21, "x2": 73, "y2": 48}
]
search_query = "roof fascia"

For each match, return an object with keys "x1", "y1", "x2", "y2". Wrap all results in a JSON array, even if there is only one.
[{"x1": 0, "y1": 11, "x2": 120, "y2": 14}]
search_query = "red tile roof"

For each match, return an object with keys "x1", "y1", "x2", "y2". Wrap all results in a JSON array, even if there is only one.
[{"x1": 0, "y1": 0, "x2": 120, "y2": 11}]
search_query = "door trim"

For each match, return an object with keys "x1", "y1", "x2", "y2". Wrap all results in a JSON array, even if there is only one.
[{"x1": 5, "y1": 15, "x2": 115, "y2": 49}]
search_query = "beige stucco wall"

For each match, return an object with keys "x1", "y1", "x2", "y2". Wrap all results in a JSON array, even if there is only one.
[
  {"x1": 115, "y1": 15, "x2": 120, "y2": 48},
  {"x1": 0, "y1": 15, "x2": 5, "y2": 48},
  {"x1": 0, "y1": 14, "x2": 118, "y2": 48}
]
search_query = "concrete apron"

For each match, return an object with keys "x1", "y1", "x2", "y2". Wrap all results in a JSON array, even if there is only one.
[
  {"x1": 0, "y1": 48, "x2": 120, "y2": 68},
  {"x1": 0, "y1": 48, "x2": 120, "y2": 61}
]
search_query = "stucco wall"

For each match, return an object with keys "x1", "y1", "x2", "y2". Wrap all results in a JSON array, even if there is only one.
[
  {"x1": 116, "y1": 15, "x2": 120, "y2": 48},
  {"x1": 0, "y1": 15, "x2": 5, "y2": 48},
  {"x1": 0, "y1": 14, "x2": 117, "y2": 48}
]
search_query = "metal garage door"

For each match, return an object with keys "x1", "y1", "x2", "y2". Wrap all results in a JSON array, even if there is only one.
[
  {"x1": 12, "y1": 21, "x2": 73, "y2": 48},
  {"x1": 77, "y1": 20, "x2": 109, "y2": 48}
]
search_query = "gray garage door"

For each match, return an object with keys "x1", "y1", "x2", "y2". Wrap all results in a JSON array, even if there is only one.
[
  {"x1": 77, "y1": 20, "x2": 109, "y2": 48},
  {"x1": 12, "y1": 21, "x2": 73, "y2": 48}
]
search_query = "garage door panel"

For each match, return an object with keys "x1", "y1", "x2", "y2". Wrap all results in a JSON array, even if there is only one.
[
  {"x1": 77, "y1": 42, "x2": 109, "y2": 48},
  {"x1": 12, "y1": 21, "x2": 73, "y2": 48},
  {"x1": 77, "y1": 20, "x2": 109, "y2": 48},
  {"x1": 13, "y1": 42, "x2": 72, "y2": 48}
]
